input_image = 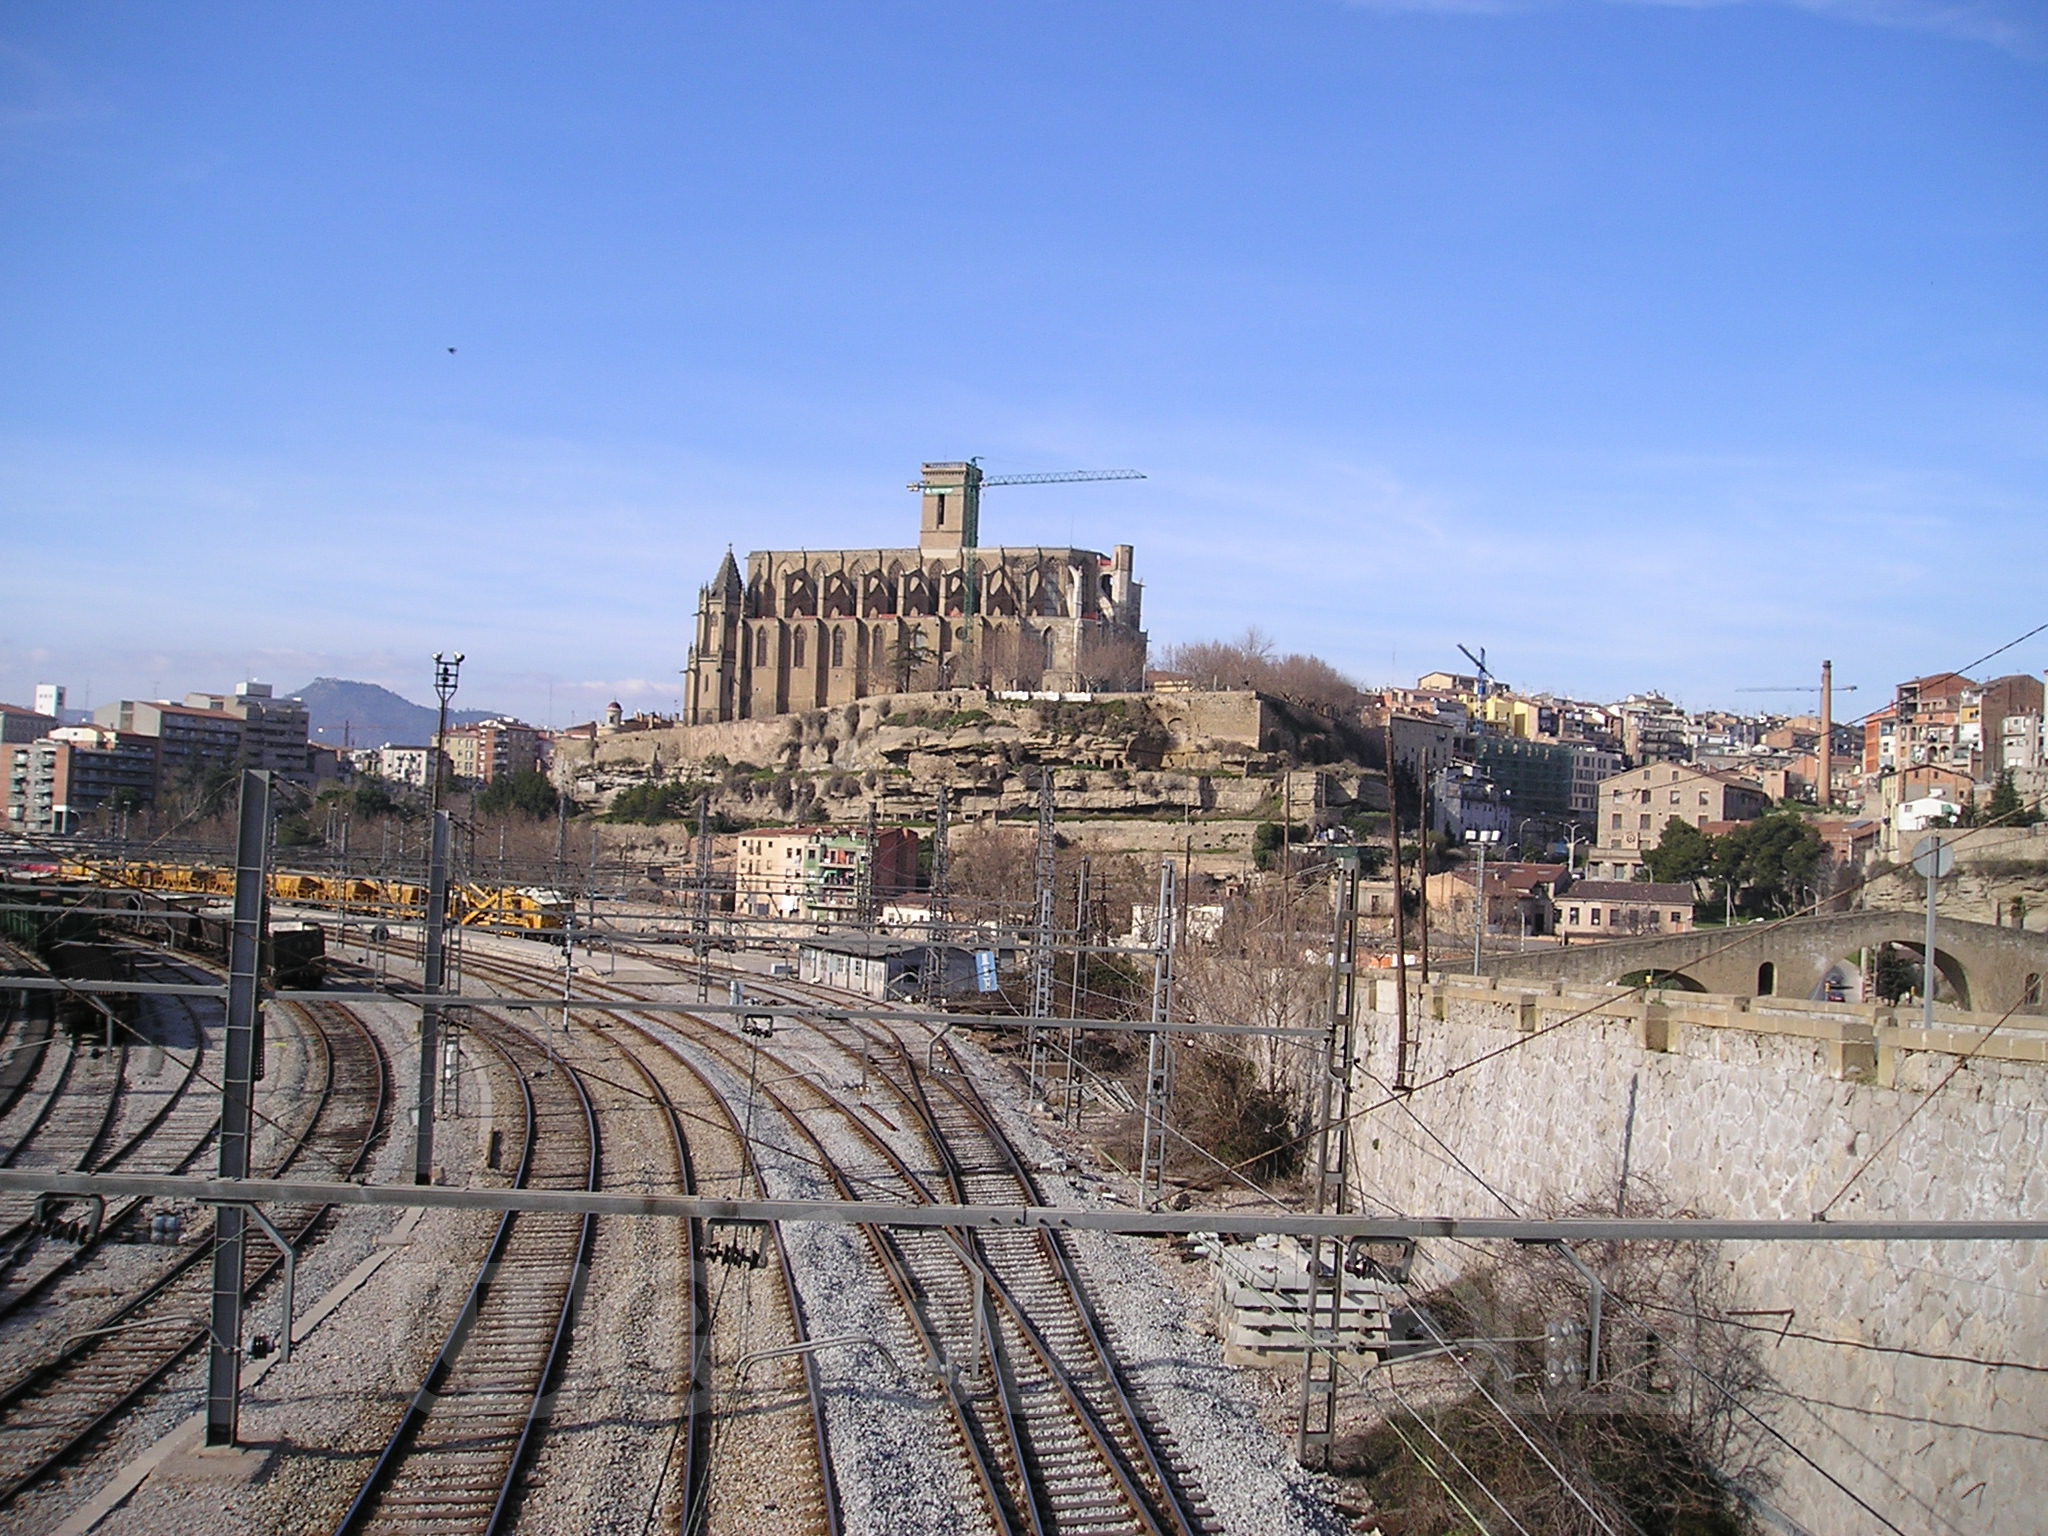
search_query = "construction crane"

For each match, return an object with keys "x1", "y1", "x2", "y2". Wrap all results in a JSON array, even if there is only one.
[
  {"x1": 905, "y1": 462, "x2": 1145, "y2": 623},
  {"x1": 1737, "y1": 661, "x2": 1852, "y2": 811},
  {"x1": 1457, "y1": 644, "x2": 1495, "y2": 701},
  {"x1": 906, "y1": 466, "x2": 1146, "y2": 491}
]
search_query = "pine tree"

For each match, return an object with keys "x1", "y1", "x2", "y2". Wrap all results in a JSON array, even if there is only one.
[{"x1": 1984, "y1": 769, "x2": 2040, "y2": 828}]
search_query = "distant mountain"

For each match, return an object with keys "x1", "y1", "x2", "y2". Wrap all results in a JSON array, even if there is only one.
[{"x1": 288, "y1": 678, "x2": 498, "y2": 748}]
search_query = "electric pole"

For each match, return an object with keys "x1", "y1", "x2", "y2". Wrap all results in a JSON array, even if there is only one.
[
  {"x1": 920, "y1": 786, "x2": 950, "y2": 1005},
  {"x1": 1137, "y1": 858, "x2": 1177, "y2": 1209},
  {"x1": 430, "y1": 652, "x2": 463, "y2": 814},
  {"x1": 1028, "y1": 771, "x2": 1058, "y2": 1100},
  {"x1": 692, "y1": 787, "x2": 714, "y2": 1002},
  {"x1": 1382, "y1": 719, "x2": 1412, "y2": 1090}
]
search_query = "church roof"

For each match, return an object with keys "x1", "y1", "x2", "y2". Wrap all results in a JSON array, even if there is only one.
[{"x1": 710, "y1": 547, "x2": 742, "y2": 599}]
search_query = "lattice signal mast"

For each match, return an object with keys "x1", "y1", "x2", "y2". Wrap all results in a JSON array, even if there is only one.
[
  {"x1": 920, "y1": 786, "x2": 951, "y2": 1006},
  {"x1": 1028, "y1": 771, "x2": 1059, "y2": 1098}
]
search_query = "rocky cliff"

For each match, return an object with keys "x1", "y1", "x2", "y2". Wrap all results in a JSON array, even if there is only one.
[{"x1": 550, "y1": 688, "x2": 1389, "y2": 834}]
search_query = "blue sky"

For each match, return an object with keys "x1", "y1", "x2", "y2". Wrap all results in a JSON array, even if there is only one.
[{"x1": 3, "y1": 1, "x2": 2043, "y2": 727}]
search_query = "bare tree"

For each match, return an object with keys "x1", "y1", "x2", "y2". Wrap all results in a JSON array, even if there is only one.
[
  {"x1": 1158, "y1": 628, "x2": 1362, "y2": 714},
  {"x1": 974, "y1": 625, "x2": 1049, "y2": 691},
  {"x1": 1358, "y1": 1187, "x2": 1773, "y2": 1534},
  {"x1": 1173, "y1": 876, "x2": 1327, "y2": 1098},
  {"x1": 944, "y1": 824, "x2": 1036, "y2": 922},
  {"x1": 1078, "y1": 628, "x2": 1149, "y2": 692}
]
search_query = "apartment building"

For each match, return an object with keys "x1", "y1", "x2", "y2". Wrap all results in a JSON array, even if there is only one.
[
  {"x1": 1554, "y1": 880, "x2": 1697, "y2": 939},
  {"x1": 1567, "y1": 743, "x2": 1625, "y2": 816},
  {"x1": 734, "y1": 825, "x2": 921, "y2": 927},
  {"x1": 379, "y1": 745, "x2": 438, "y2": 789},
  {"x1": 1615, "y1": 693, "x2": 1689, "y2": 766},
  {"x1": 1461, "y1": 736, "x2": 1575, "y2": 819},
  {"x1": 1863, "y1": 671, "x2": 2044, "y2": 798},
  {"x1": 3, "y1": 727, "x2": 157, "y2": 836},
  {"x1": 1425, "y1": 862, "x2": 1567, "y2": 937},
  {"x1": 1584, "y1": 762, "x2": 1769, "y2": 880},
  {"x1": 95, "y1": 700, "x2": 245, "y2": 784},
  {"x1": 0, "y1": 703, "x2": 59, "y2": 745},
  {"x1": 2002, "y1": 713, "x2": 2044, "y2": 774},
  {"x1": 436, "y1": 718, "x2": 542, "y2": 785},
  {"x1": 182, "y1": 683, "x2": 311, "y2": 782}
]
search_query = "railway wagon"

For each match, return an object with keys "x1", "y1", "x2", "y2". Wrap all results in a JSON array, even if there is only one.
[
  {"x1": 45, "y1": 939, "x2": 137, "y2": 1037},
  {"x1": 59, "y1": 860, "x2": 565, "y2": 935},
  {"x1": 135, "y1": 907, "x2": 326, "y2": 988}
]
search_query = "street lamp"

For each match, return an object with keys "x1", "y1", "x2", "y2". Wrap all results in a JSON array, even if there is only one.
[
  {"x1": 431, "y1": 653, "x2": 464, "y2": 813},
  {"x1": 1465, "y1": 828, "x2": 1501, "y2": 975}
]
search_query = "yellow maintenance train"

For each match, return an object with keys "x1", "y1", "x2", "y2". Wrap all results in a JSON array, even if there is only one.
[{"x1": 57, "y1": 860, "x2": 571, "y2": 934}]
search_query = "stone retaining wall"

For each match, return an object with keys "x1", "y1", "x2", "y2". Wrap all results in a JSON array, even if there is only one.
[{"x1": 1348, "y1": 976, "x2": 2047, "y2": 1535}]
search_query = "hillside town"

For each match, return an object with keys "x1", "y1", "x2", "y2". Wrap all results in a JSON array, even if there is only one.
[
  {"x1": 9, "y1": 565, "x2": 2042, "y2": 952},
  {"x1": 8, "y1": 7, "x2": 2045, "y2": 1532}
]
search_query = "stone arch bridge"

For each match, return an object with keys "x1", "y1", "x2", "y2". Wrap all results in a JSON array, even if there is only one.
[{"x1": 1481, "y1": 908, "x2": 2048, "y2": 1015}]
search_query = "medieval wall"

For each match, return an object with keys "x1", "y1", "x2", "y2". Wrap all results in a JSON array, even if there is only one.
[{"x1": 1349, "y1": 975, "x2": 2047, "y2": 1535}]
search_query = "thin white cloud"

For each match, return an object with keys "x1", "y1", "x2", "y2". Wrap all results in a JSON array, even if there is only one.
[
  {"x1": 0, "y1": 41, "x2": 100, "y2": 132},
  {"x1": 1344, "y1": 0, "x2": 1538, "y2": 11},
  {"x1": 1641, "y1": 0, "x2": 2046, "y2": 55},
  {"x1": 1343, "y1": 0, "x2": 2048, "y2": 56}
]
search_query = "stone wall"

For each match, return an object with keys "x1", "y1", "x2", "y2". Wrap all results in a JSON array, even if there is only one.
[
  {"x1": 1348, "y1": 976, "x2": 2047, "y2": 1536},
  {"x1": 1864, "y1": 822, "x2": 2048, "y2": 929}
]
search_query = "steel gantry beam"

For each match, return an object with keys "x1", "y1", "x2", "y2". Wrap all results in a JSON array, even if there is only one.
[
  {"x1": 0, "y1": 977, "x2": 1326, "y2": 1039},
  {"x1": 5, "y1": 1169, "x2": 2042, "y2": 1242}
]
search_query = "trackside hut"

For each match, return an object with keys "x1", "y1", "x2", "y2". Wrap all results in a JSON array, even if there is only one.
[{"x1": 797, "y1": 935, "x2": 979, "y2": 999}]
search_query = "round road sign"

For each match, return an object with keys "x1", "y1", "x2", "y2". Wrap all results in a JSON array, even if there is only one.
[{"x1": 1911, "y1": 834, "x2": 1956, "y2": 880}]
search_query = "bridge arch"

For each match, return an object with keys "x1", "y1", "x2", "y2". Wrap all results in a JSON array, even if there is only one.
[
  {"x1": 1890, "y1": 941, "x2": 1973, "y2": 1012},
  {"x1": 1485, "y1": 909, "x2": 2048, "y2": 1016},
  {"x1": 1618, "y1": 968, "x2": 1706, "y2": 993},
  {"x1": 1810, "y1": 957, "x2": 1864, "y2": 1004}
]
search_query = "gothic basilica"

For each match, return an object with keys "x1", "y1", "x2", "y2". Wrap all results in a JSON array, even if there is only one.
[{"x1": 684, "y1": 462, "x2": 1147, "y2": 725}]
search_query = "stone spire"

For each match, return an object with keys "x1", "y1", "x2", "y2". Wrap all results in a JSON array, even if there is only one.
[{"x1": 711, "y1": 545, "x2": 743, "y2": 601}]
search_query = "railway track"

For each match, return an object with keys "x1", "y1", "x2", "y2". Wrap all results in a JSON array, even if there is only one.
[
  {"x1": 387, "y1": 942, "x2": 838, "y2": 1536},
  {"x1": 0, "y1": 987, "x2": 56, "y2": 1128},
  {"x1": 333, "y1": 1016, "x2": 596, "y2": 1536},
  {"x1": 0, "y1": 991, "x2": 388, "y2": 1512},
  {"x1": 451, "y1": 937, "x2": 1207, "y2": 1535},
  {"x1": 846, "y1": 1010, "x2": 1211, "y2": 1535},
  {"x1": 0, "y1": 982, "x2": 217, "y2": 1324}
]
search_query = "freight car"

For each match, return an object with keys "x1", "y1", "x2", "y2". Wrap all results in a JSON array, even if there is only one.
[
  {"x1": 170, "y1": 912, "x2": 326, "y2": 987},
  {"x1": 59, "y1": 861, "x2": 567, "y2": 935},
  {"x1": 43, "y1": 939, "x2": 136, "y2": 1038}
]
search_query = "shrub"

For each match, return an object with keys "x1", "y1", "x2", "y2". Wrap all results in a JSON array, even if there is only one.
[{"x1": 603, "y1": 780, "x2": 700, "y2": 825}]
